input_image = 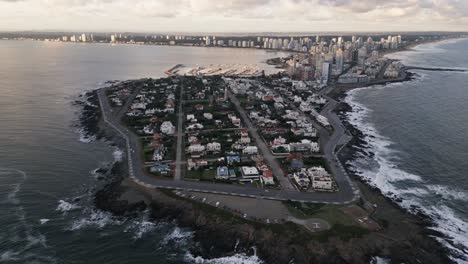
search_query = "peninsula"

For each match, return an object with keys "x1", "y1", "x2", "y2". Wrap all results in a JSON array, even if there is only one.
[{"x1": 80, "y1": 33, "x2": 463, "y2": 263}]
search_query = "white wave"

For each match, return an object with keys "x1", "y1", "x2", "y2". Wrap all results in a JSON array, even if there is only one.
[
  {"x1": 56, "y1": 200, "x2": 80, "y2": 213},
  {"x1": 39, "y1": 219, "x2": 50, "y2": 225},
  {"x1": 78, "y1": 129, "x2": 96, "y2": 143},
  {"x1": 70, "y1": 209, "x2": 122, "y2": 231},
  {"x1": 185, "y1": 252, "x2": 262, "y2": 264},
  {"x1": 426, "y1": 185, "x2": 468, "y2": 202},
  {"x1": 370, "y1": 256, "x2": 390, "y2": 264},
  {"x1": 162, "y1": 227, "x2": 193, "y2": 245},
  {"x1": 113, "y1": 148, "x2": 124, "y2": 162},
  {"x1": 124, "y1": 211, "x2": 159, "y2": 240},
  {"x1": 425, "y1": 205, "x2": 468, "y2": 263},
  {"x1": 345, "y1": 85, "x2": 468, "y2": 262}
]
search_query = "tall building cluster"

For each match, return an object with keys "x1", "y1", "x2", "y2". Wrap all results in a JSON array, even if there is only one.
[{"x1": 286, "y1": 35, "x2": 403, "y2": 84}]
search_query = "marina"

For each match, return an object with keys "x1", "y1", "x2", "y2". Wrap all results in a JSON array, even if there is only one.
[{"x1": 165, "y1": 63, "x2": 266, "y2": 77}]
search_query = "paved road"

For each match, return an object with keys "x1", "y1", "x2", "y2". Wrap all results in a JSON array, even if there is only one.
[
  {"x1": 227, "y1": 90, "x2": 295, "y2": 190},
  {"x1": 319, "y1": 97, "x2": 359, "y2": 198},
  {"x1": 174, "y1": 79, "x2": 185, "y2": 181},
  {"x1": 97, "y1": 86, "x2": 359, "y2": 204}
]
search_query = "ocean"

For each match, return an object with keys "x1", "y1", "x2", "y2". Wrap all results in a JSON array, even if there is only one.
[
  {"x1": 345, "y1": 38, "x2": 468, "y2": 263},
  {"x1": 1, "y1": 38, "x2": 467, "y2": 264},
  {"x1": 0, "y1": 40, "x2": 285, "y2": 264}
]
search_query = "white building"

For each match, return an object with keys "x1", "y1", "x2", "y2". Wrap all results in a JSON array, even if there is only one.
[
  {"x1": 206, "y1": 142, "x2": 221, "y2": 152},
  {"x1": 160, "y1": 121, "x2": 175, "y2": 135},
  {"x1": 240, "y1": 166, "x2": 259, "y2": 180},
  {"x1": 188, "y1": 144, "x2": 205, "y2": 153},
  {"x1": 242, "y1": 146, "x2": 258, "y2": 155}
]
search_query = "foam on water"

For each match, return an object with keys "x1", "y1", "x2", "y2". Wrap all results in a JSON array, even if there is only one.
[
  {"x1": 345, "y1": 85, "x2": 468, "y2": 263},
  {"x1": 69, "y1": 209, "x2": 122, "y2": 231},
  {"x1": 162, "y1": 226, "x2": 193, "y2": 245},
  {"x1": 185, "y1": 252, "x2": 262, "y2": 264},
  {"x1": 112, "y1": 148, "x2": 124, "y2": 162},
  {"x1": 39, "y1": 219, "x2": 50, "y2": 225},
  {"x1": 77, "y1": 128, "x2": 96, "y2": 143},
  {"x1": 56, "y1": 200, "x2": 80, "y2": 213},
  {"x1": 124, "y1": 210, "x2": 159, "y2": 240}
]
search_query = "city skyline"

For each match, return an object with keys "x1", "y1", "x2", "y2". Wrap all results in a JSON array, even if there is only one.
[{"x1": 1, "y1": 0, "x2": 467, "y2": 32}]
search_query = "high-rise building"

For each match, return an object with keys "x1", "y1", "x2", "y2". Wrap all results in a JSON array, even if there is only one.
[
  {"x1": 335, "y1": 48, "x2": 344, "y2": 74},
  {"x1": 81, "y1": 33, "x2": 87, "y2": 42},
  {"x1": 205, "y1": 36, "x2": 211, "y2": 46},
  {"x1": 110, "y1": 35, "x2": 116, "y2": 43},
  {"x1": 321, "y1": 62, "x2": 332, "y2": 85}
]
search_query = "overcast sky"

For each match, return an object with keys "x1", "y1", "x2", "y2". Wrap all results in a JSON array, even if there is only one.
[{"x1": 1, "y1": 0, "x2": 467, "y2": 32}]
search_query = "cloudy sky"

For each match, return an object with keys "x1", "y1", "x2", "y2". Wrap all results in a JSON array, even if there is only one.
[{"x1": 1, "y1": 0, "x2": 467, "y2": 32}]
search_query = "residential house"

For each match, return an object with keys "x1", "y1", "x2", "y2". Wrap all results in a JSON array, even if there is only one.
[
  {"x1": 240, "y1": 166, "x2": 260, "y2": 181},
  {"x1": 160, "y1": 121, "x2": 175, "y2": 135},
  {"x1": 242, "y1": 146, "x2": 258, "y2": 155},
  {"x1": 206, "y1": 142, "x2": 221, "y2": 152},
  {"x1": 261, "y1": 170, "x2": 275, "y2": 185},
  {"x1": 216, "y1": 166, "x2": 229, "y2": 180}
]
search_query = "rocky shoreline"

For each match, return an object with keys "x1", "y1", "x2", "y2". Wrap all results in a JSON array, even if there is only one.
[{"x1": 80, "y1": 82, "x2": 452, "y2": 264}]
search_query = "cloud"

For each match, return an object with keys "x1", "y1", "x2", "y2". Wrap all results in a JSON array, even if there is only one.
[{"x1": 0, "y1": 0, "x2": 467, "y2": 31}]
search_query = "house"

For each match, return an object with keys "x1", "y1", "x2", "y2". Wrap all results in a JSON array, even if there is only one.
[
  {"x1": 292, "y1": 169, "x2": 311, "y2": 189},
  {"x1": 207, "y1": 142, "x2": 222, "y2": 152},
  {"x1": 203, "y1": 113, "x2": 213, "y2": 120},
  {"x1": 187, "y1": 114, "x2": 196, "y2": 121},
  {"x1": 239, "y1": 130, "x2": 249, "y2": 137},
  {"x1": 261, "y1": 170, "x2": 275, "y2": 185},
  {"x1": 226, "y1": 154, "x2": 241, "y2": 165},
  {"x1": 186, "y1": 123, "x2": 204, "y2": 130},
  {"x1": 240, "y1": 166, "x2": 260, "y2": 180},
  {"x1": 239, "y1": 135, "x2": 251, "y2": 144},
  {"x1": 231, "y1": 116, "x2": 241, "y2": 127},
  {"x1": 143, "y1": 125, "x2": 155, "y2": 135},
  {"x1": 216, "y1": 166, "x2": 229, "y2": 180},
  {"x1": 195, "y1": 104, "x2": 204, "y2": 111},
  {"x1": 289, "y1": 140, "x2": 319, "y2": 153},
  {"x1": 272, "y1": 136, "x2": 286, "y2": 146},
  {"x1": 242, "y1": 146, "x2": 258, "y2": 155},
  {"x1": 188, "y1": 143, "x2": 205, "y2": 153},
  {"x1": 153, "y1": 145, "x2": 165, "y2": 161},
  {"x1": 160, "y1": 121, "x2": 175, "y2": 135},
  {"x1": 312, "y1": 176, "x2": 333, "y2": 190}
]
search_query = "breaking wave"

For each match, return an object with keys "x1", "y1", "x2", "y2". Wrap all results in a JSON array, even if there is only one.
[
  {"x1": 69, "y1": 209, "x2": 123, "y2": 231},
  {"x1": 162, "y1": 226, "x2": 193, "y2": 246},
  {"x1": 185, "y1": 252, "x2": 262, "y2": 264},
  {"x1": 345, "y1": 85, "x2": 468, "y2": 263},
  {"x1": 56, "y1": 200, "x2": 81, "y2": 213}
]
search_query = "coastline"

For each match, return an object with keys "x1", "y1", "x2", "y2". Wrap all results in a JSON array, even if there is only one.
[
  {"x1": 333, "y1": 37, "x2": 468, "y2": 263},
  {"x1": 82, "y1": 73, "x2": 451, "y2": 263}
]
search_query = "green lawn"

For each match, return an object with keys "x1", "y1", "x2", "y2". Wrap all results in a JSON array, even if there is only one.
[{"x1": 185, "y1": 169, "x2": 216, "y2": 181}]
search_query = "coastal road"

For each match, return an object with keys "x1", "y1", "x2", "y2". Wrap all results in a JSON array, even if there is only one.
[
  {"x1": 97, "y1": 86, "x2": 359, "y2": 204},
  {"x1": 319, "y1": 97, "x2": 359, "y2": 199}
]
